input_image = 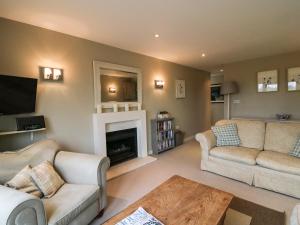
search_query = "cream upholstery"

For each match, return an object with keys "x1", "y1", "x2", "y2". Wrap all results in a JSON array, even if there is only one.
[
  {"x1": 210, "y1": 146, "x2": 260, "y2": 165},
  {"x1": 0, "y1": 185, "x2": 46, "y2": 225},
  {"x1": 43, "y1": 184, "x2": 99, "y2": 225},
  {"x1": 201, "y1": 157, "x2": 254, "y2": 185},
  {"x1": 0, "y1": 140, "x2": 59, "y2": 184},
  {"x1": 54, "y1": 151, "x2": 110, "y2": 210},
  {"x1": 264, "y1": 122, "x2": 300, "y2": 154},
  {"x1": 256, "y1": 150, "x2": 300, "y2": 176},
  {"x1": 0, "y1": 140, "x2": 110, "y2": 225},
  {"x1": 291, "y1": 204, "x2": 300, "y2": 225},
  {"x1": 254, "y1": 166, "x2": 300, "y2": 199},
  {"x1": 196, "y1": 119, "x2": 300, "y2": 198},
  {"x1": 195, "y1": 130, "x2": 216, "y2": 160},
  {"x1": 216, "y1": 119, "x2": 265, "y2": 150}
]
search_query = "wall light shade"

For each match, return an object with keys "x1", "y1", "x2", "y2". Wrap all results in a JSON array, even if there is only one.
[
  {"x1": 53, "y1": 68, "x2": 62, "y2": 80},
  {"x1": 108, "y1": 87, "x2": 116, "y2": 93},
  {"x1": 44, "y1": 67, "x2": 52, "y2": 79},
  {"x1": 154, "y1": 80, "x2": 164, "y2": 89},
  {"x1": 40, "y1": 66, "x2": 63, "y2": 81}
]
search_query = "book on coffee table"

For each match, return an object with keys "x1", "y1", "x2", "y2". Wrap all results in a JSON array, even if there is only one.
[{"x1": 115, "y1": 207, "x2": 164, "y2": 225}]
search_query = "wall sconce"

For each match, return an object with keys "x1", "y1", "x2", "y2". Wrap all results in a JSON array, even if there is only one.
[
  {"x1": 40, "y1": 67, "x2": 63, "y2": 81},
  {"x1": 154, "y1": 80, "x2": 164, "y2": 89},
  {"x1": 108, "y1": 87, "x2": 116, "y2": 93}
]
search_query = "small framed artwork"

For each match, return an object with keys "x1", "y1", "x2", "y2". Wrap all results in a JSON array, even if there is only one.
[
  {"x1": 257, "y1": 70, "x2": 278, "y2": 92},
  {"x1": 211, "y1": 84, "x2": 224, "y2": 103},
  {"x1": 287, "y1": 67, "x2": 300, "y2": 91},
  {"x1": 176, "y1": 80, "x2": 186, "y2": 98}
]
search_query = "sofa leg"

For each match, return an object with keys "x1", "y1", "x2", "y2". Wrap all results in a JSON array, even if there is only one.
[{"x1": 97, "y1": 209, "x2": 104, "y2": 218}]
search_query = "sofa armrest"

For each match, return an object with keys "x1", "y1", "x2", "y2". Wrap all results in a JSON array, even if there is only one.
[
  {"x1": 195, "y1": 130, "x2": 216, "y2": 160},
  {"x1": 54, "y1": 151, "x2": 110, "y2": 209},
  {"x1": 290, "y1": 204, "x2": 300, "y2": 225},
  {"x1": 0, "y1": 185, "x2": 46, "y2": 225}
]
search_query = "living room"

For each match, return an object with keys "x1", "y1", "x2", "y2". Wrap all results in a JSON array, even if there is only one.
[{"x1": 0, "y1": 1, "x2": 300, "y2": 225}]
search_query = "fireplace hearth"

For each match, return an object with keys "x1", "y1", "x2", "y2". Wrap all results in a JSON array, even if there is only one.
[{"x1": 106, "y1": 128, "x2": 138, "y2": 166}]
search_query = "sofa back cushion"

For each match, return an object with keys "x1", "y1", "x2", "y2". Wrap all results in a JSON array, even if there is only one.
[
  {"x1": 0, "y1": 140, "x2": 59, "y2": 184},
  {"x1": 216, "y1": 119, "x2": 266, "y2": 150},
  {"x1": 264, "y1": 122, "x2": 300, "y2": 154}
]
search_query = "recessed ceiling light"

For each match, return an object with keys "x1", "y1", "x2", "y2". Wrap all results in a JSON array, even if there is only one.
[
  {"x1": 154, "y1": 34, "x2": 159, "y2": 38},
  {"x1": 201, "y1": 53, "x2": 206, "y2": 57},
  {"x1": 220, "y1": 69, "x2": 224, "y2": 72}
]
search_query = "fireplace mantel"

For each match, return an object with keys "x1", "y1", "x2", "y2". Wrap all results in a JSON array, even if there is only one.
[{"x1": 93, "y1": 110, "x2": 148, "y2": 158}]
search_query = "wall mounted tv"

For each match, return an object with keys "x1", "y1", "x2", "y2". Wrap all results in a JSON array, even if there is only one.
[{"x1": 0, "y1": 75, "x2": 38, "y2": 115}]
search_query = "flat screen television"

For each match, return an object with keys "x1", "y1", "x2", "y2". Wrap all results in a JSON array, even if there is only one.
[{"x1": 0, "y1": 75, "x2": 38, "y2": 115}]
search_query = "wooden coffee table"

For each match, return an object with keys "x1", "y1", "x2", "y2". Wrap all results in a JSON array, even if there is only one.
[{"x1": 103, "y1": 175, "x2": 233, "y2": 225}]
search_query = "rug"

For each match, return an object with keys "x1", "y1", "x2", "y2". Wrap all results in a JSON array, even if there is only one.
[{"x1": 228, "y1": 197, "x2": 285, "y2": 225}]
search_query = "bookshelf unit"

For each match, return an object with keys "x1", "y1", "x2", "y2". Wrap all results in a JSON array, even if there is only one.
[{"x1": 151, "y1": 117, "x2": 175, "y2": 154}]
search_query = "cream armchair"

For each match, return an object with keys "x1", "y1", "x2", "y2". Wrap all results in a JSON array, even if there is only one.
[{"x1": 0, "y1": 140, "x2": 110, "y2": 225}]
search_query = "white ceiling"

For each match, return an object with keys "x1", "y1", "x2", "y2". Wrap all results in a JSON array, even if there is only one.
[{"x1": 1, "y1": 0, "x2": 300, "y2": 70}]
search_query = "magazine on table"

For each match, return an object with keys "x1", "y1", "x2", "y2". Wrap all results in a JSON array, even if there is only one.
[{"x1": 115, "y1": 207, "x2": 164, "y2": 225}]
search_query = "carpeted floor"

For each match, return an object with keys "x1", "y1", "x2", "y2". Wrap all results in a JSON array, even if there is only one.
[{"x1": 91, "y1": 140, "x2": 298, "y2": 225}]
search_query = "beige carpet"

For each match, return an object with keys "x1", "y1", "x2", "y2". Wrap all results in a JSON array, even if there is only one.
[{"x1": 91, "y1": 140, "x2": 298, "y2": 225}]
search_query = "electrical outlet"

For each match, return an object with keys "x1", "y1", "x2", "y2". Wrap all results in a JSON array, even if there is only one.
[{"x1": 175, "y1": 125, "x2": 180, "y2": 130}]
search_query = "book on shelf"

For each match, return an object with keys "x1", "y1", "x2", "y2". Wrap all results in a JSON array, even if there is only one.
[{"x1": 157, "y1": 120, "x2": 173, "y2": 132}]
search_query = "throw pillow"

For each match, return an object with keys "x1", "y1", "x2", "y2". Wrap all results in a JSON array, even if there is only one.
[
  {"x1": 289, "y1": 137, "x2": 300, "y2": 158},
  {"x1": 31, "y1": 161, "x2": 65, "y2": 198},
  {"x1": 5, "y1": 165, "x2": 43, "y2": 198},
  {"x1": 212, "y1": 123, "x2": 241, "y2": 147}
]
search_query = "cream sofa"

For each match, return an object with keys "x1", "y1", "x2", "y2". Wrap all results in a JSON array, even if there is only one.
[
  {"x1": 196, "y1": 119, "x2": 300, "y2": 198},
  {"x1": 0, "y1": 140, "x2": 110, "y2": 225}
]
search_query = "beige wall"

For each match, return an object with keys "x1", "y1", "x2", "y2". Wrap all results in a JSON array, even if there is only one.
[
  {"x1": 0, "y1": 18, "x2": 210, "y2": 152},
  {"x1": 223, "y1": 51, "x2": 300, "y2": 120}
]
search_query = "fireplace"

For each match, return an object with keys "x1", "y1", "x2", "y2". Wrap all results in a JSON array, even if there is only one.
[{"x1": 106, "y1": 128, "x2": 138, "y2": 166}]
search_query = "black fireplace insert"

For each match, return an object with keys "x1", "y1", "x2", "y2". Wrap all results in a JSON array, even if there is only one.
[{"x1": 106, "y1": 128, "x2": 138, "y2": 166}]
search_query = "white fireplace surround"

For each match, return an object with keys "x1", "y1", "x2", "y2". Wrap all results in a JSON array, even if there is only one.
[{"x1": 93, "y1": 110, "x2": 148, "y2": 158}]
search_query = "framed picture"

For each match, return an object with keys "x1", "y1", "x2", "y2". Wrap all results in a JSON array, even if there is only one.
[
  {"x1": 211, "y1": 84, "x2": 224, "y2": 103},
  {"x1": 176, "y1": 80, "x2": 185, "y2": 98},
  {"x1": 287, "y1": 67, "x2": 300, "y2": 91},
  {"x1": 257, "y1": 70, "x2": 278, "y2": 92}
]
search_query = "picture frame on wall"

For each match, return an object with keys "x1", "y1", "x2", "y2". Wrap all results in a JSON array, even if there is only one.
[
  {"x1": 176, "y1": 80, "x2": 186, "y2": 98},
  {"x1": 210, "y1": 84, "x2": 224, "y2": 103},
  {"x1": 287, "y1": 67, "x2": 300, "y2": 91},
  {"x1": 257, "y1": 70, "x2": 278, "y2": 92}
]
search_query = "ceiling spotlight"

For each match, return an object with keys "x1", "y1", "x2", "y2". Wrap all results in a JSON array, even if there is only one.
[
  {"x1": 220, "y1": 69, "x2": 224, "y2": 72},
  {"x1": 154, "y1": 34, "x2": 160, "y2": 38},
  {"x1": 201, "y1": 53, "x2": 206, "y2": 57}
]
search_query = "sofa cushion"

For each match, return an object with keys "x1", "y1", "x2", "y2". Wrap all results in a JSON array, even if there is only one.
[
  {"x1": 210, "y1": 146, "x2": 260, "y2": 165},
  {"x1": 5, "y1": 165, "x2": 42, "y2": 198},
  {"x1": 43, "y1": 183, "x2": 99, "y2": 225},
  {"x1": 289, "y1": 137, "x2": 300, "y2": 158},
  {"x1": 212, "y1": 123, "x2": 241, "y2": 146},
  {"x1": 264, "y1": 122, "x2": 300, "y2": 154},
  {"x1": 216, "y1": 119, "x2": 265, "y2": 150},
  {"x1": 31, "y1": 161, "x2": 65, "y2": 198},
  {"x1": 256, "y1": 150, "x2": 300, "y2": 176}
]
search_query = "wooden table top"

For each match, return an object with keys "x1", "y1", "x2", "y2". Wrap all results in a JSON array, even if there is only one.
[{"x1": 103, "y1": 175, "x2": 234, "y2": 225}]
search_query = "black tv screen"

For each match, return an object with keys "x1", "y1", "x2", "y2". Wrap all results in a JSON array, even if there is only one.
[{"x1": 0, "y1": 75, "x2": 37, "y2": 115}]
